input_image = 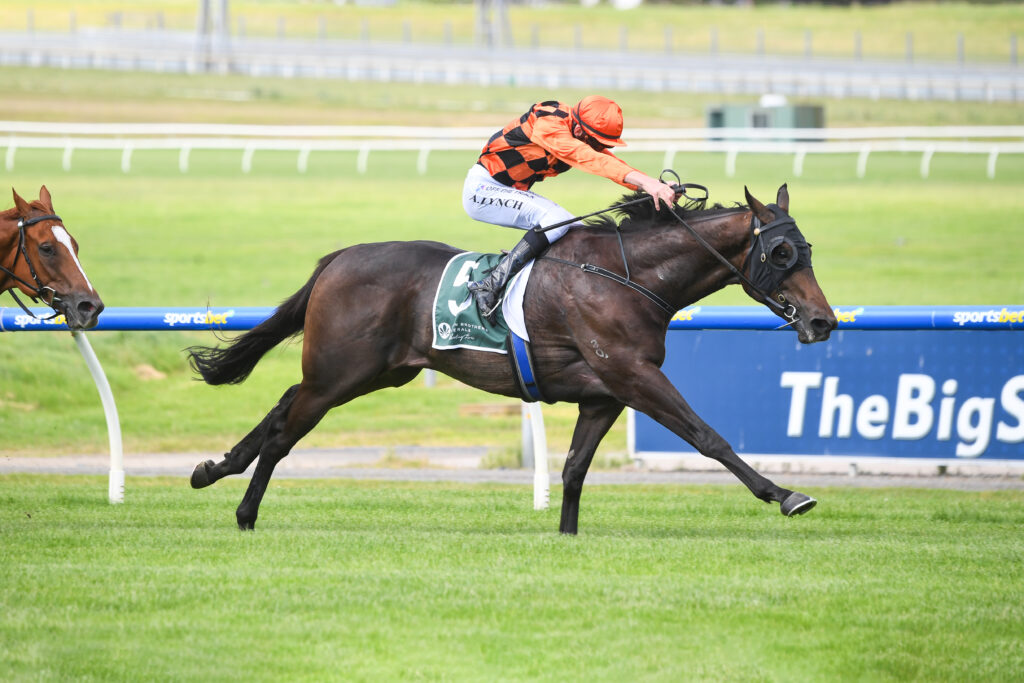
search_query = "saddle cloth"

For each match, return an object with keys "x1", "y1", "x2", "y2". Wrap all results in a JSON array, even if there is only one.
[
  {"x1": 431, "y1": 251, "x2": 533, "y2": 352},
  {"x1": 431, "y1": 252, "x2": 500, "y2": 351},
  {"x1": 431, "y1": 251, "x2": 543, "y2": 401}
]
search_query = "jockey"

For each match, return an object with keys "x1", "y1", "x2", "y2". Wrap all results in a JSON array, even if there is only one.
[{"x1": 462, "y1": 95, "x2": 679, "y2": 322}]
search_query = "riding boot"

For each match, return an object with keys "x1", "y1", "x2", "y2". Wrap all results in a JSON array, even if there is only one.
[{"x1": 468, "y1": 229, "x2": 548, "y2": 324}]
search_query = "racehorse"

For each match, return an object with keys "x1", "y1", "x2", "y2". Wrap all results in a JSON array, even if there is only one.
[
  {"x1": 188, "y1": 184, "x2": 837, "y2": 533},
  {"x1": 1, "y1": 187, "x2": 102, "y2": 329}
]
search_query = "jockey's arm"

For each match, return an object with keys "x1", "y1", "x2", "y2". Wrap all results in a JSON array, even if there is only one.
[
  {"x1": 623, "y1": 171, "x2": 680, "y2": 211},
  {"x1": 532, "y1": 116, "x2": 636, "y2": 184},
  {"x1": 530, "y1": 117, "x2": 680, "y2": 211}
]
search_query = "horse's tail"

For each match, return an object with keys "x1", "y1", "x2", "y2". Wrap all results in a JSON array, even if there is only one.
[{"x1": 187, "y1": 251, "x2": 340, "y2": 386}]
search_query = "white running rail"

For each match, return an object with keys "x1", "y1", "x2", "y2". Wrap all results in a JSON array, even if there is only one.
[{"x1": 3, "y1": 122, "x2": 1024, "y2": 179}]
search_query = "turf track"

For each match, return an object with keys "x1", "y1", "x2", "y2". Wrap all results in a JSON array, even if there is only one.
[{"x1": 2, "y1": 473, "x2": 1022, "y2": 681}]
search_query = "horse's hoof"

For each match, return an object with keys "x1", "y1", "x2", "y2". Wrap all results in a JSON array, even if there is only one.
[
  {"x1": 780, "y1": 491, "x2": 817, "y2": 517},
  {"x1": 190, "y1": 460, "x2": 215, "y2": 489},
  {"x1": 237, "y1": 509, "x2": 256, "y2": 530}
]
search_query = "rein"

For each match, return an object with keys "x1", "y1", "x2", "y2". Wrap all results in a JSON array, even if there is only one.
[
  {"x1": 536, "y1": 182, "x2": 799, "y2": 324},
  {"x1": 0, "y1": 213, "x2": 62, "y2": 320},
  {"x1": 536, "y1": 180, "x2": 710, "y2": 316}
]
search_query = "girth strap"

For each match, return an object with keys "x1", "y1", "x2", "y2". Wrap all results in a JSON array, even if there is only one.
[{"x1": 507, "y1": 331, "x2": 546, "y2": 403}]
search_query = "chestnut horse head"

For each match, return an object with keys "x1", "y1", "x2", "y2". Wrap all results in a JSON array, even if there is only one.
[{"x1": 1, "y1": 187, "x2": 103, "y2": 329}]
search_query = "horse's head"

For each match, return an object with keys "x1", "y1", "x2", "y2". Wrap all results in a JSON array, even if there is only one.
[
  {"x1": 3, "y1": 187, "x2": 103, "y2": 329},
  {"x1": 741, "y1": 185, "x2": 836, "y2": 344}
]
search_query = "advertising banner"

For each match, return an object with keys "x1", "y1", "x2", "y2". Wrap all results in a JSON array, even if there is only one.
[
  {"x1": 632, "y1": 325, "x2": 1024, "y2": 462},
  {"x1": 0, "y1": 306, "x2": 274, "y2": 332}
]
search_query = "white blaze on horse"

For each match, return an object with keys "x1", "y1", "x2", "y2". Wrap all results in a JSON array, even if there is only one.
[{"x1": 1, "y1": 187, "x2": 103, "y2": 329}]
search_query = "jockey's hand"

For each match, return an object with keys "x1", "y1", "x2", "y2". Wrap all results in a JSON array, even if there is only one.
[
  {"x1": 653, "y1": 181, "x2": 681, "y2": 211},
  {"x1": 625, "y1": 172, "x2": 680, "y2": 211}
]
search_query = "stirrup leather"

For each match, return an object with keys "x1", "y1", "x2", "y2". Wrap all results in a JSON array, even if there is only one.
[{"x1": 467, "y1": 237, "x2": 538, "y2": 322}]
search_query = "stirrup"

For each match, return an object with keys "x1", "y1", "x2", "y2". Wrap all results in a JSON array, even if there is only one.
[
  {"x1": 482, "y1": 298, "x2": 502, "y2": 321},
  {"x1": 472, "y1": 287, "x2": 503, "y2": 322}
]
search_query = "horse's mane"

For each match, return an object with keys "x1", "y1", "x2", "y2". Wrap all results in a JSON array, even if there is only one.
[{"x1": 585, "y1": 191, "x2": 747, "y2": 233}]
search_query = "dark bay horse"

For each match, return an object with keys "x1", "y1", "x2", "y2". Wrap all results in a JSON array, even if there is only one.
[
  {"x1": 188, "y1": 185, "x2": 837, "y2": 533},
  {"x1": 1, "y1": 187, "x2": 103, "y2": 329}
]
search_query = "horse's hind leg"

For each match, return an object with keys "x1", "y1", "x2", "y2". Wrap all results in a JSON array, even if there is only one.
[
  {"x1": 191, "y1": 385, "x2": 300, "y2": 489},
  {"x1": 560, "y1": 399, "x2": 624, "y2": 535},
  {"x1": 234, "y1": 381, "x2": 333, "y2": 529},
  {"x1": 235, "y1": 366, "x2": 422, "y2": 530}
]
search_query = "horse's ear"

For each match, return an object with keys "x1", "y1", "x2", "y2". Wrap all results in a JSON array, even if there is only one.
[
  {"x1": 776, "y1": 184, "x2": 789, "y2": 213},
  {"x1": 12, "y1": 188, "x2": 31, "y2": 216},
  {"x1": 39, "y1": 185, "x2": 53, "y2": 211},
  {"x1": 744, "y1": 186, "x2": 773, "y2": 223}
]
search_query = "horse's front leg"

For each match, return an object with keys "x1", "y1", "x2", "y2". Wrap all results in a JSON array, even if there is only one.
[
  {"x1": 560, "y1": 398, "x2": 624, "y2": 535},
  {"x1": 610, "y1": 362, "x2": 816, "y2": 516}
]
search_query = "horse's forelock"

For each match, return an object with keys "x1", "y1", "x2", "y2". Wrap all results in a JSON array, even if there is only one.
[{"x1": 2, "y1": 198, "x2": 51, "y2": 221}]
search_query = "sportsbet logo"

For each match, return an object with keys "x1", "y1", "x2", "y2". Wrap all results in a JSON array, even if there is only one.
[
  {"x1": 163, "y1": 310, "x2": 235, "y2": 327},
  {"x1": 953, "y1": 307, "x2": 1024, "y2": 326},
  {"x1": 833, "y1": 307, "x2": 863, "y2": 324},
  {"x1": 671, "y1": 306, "x2": 701, "y2": 322},
  {"x1": 13, "y1": 313, "x2": 67, "y2": 328}
]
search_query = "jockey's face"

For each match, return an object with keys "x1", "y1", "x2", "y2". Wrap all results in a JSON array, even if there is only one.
[{"x1": 573, "y1": 123, "x2": 610, "y2": 152}]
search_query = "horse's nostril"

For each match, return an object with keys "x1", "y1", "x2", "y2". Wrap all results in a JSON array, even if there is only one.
[{"x1": 811, "y1": 317, "x2": 835, "y2": 334}]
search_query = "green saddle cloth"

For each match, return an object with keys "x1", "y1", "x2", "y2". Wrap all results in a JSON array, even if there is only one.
[{"x1": 431, "y1": 252, "x2": 509, "y2": 353}]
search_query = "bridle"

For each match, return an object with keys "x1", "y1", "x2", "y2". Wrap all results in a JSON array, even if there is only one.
[
  {"x1": 0, "y1": 212, "x2": 63, "y2": 320},
  {"x1": 669, "y1": 203, "x2": 806, "y2": 324},
  {"x1": 536, "y1": 178, "x2": 809, "y2": 326},
  {"x1": 742, "y1": 205, "x2": 812, "y2": 322}
]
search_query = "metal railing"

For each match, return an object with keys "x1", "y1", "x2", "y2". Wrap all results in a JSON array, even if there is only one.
[{"x1": 2, "y1": 26, "x2": 1023, "y2": 102}]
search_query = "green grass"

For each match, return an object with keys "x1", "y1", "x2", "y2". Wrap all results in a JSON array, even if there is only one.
[
  {"x1": 2, "y1": 147, "x2": 1023, "y2": 456},
  {"x1": 1, "y1": 475, "x2": 1022, "y2": 681}
]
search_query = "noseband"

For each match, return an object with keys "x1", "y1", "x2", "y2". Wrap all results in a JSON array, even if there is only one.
[
  {"x1": 1, "y1": 213, "x2": 63, "y2": 320},
  {"x1": 665, "y1": 202, "x2": 807, "y2": 324}
]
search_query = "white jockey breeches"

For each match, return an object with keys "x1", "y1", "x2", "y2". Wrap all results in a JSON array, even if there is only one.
[{"x1": 462, "y1": 164, "x2": 579, "y2": 242}]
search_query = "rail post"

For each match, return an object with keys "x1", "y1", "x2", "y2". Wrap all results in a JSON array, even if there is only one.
[{"x1": 71, "y1": 331, "x2": 123, "y2": 504}]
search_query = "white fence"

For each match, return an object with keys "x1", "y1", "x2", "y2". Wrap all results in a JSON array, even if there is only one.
[{"x1": 4, "y1": 122, "x2": 1024, "y2": 179}]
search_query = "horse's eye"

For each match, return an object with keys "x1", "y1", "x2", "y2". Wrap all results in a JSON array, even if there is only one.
[
  {"x1": 770, "y1": 243, "x2": 793, "y2": 267},
  {"x1": 39, "y1": 243, "x2": 56, "y2": 256}
]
